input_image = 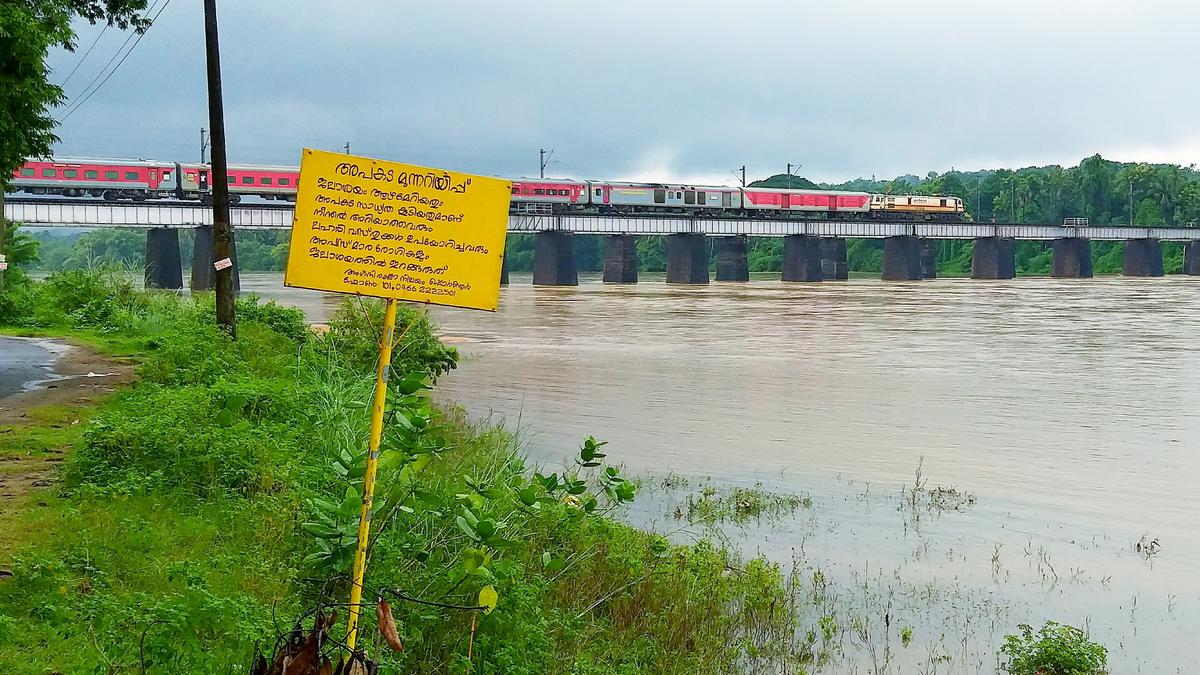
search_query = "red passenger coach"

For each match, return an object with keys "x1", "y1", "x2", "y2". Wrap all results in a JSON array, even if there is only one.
[
  {"x1": 509, "y1": 179, "x2": 588, "y2": 213},
  {"x1": 11, "y1": 159, "x2": 175, "y2": 200},
  {"x1": 227, "y1": 165, "x2": 300, "y2": 201},
  {"x1": 742, "y1": 188, "x2": 871, "y2": 216}
]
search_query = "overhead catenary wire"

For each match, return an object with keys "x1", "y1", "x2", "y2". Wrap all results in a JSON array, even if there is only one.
[
  {"x1": 56, "y1": 0, "x2": 159, "y2": 117},
  {"x1": 58, "y1": 0, "x2": 174, "y2": 123},
  {"x1": 59, "y1": 24, "x2": 108, "y2": 87}
]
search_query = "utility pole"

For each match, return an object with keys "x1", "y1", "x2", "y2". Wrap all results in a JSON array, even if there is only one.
[
  {"x1": 1010, "y1": 179, "x2": 1016, "y2": 223},
  {"x1": 1129, "y1": 179, "x2": 1135, "y2": 226},
  {"x1": 203, "y1": 0, "x2": 235, "y2": 334},
  {"x1": 0, "y1": 187, "x2": 6, "y2": 293},
  {"x1": 787, "y1": 162, "x2": 802, "y2": 189},
  {"x1": 539, "y1": 148, "x2": 554, "y2": 179},
  {"x1": 200, "y1": 127, "x2": 209, "y2": 163}
]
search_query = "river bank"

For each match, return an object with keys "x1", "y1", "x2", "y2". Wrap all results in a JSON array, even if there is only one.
[
  {"x1": 0, "y1": 270, "x2": 820, "y2": 673},
  {"x1": 0, "y1": 337, "x2": 135, "y2": 521}
]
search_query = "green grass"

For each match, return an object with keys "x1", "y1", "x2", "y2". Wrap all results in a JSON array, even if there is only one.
[{"x1": 0, "y1": 269, "x2": 807, "y2": 673}]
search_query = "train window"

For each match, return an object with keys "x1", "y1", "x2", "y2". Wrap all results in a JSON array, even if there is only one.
[
  {"x1": 653, "y1": 189, "x2": 666, "y2": 204},
  {"x1": 20, "y1": 168, "x2": 34, "y2": 177},
  {"x1": 511, "y1": 186, "x2": 520, "y2": 194},
  {"x1": 279, "y1": 178, "x2": 289, "y2": 186},
  {"x1": 261, "y1": 177, "x2": 273, "y2": 185},
  {"x1": 684, "y1": 191, "x2": 696, "y2": 205},
  {"x1": 162, "y1": 171, "x2": 172, "y2": 181},
  {"x1": 533, "y1": 189, "x2": 544, "y2": 195},
  {"x1": 85, "y1": 170, "x2": 98, "y2": 179},
  {"x1": 697, "y1": 191, "x2": 706, "y2": 203},
  {"x1": 594, "y1": 188, "x2": 601, "y2": 197},
  {"x1": 65, "y1": 170, "x2": 78, "y2": 178},
  {"x1": 105, "y1": 171, "x2": 119, "y2": 179},
  {"x1": 125, "y1": 172, "x2": 138, "y2": 180},
  {"x1": 242, "y1": 176, "x2": 254, "y2": 184},
  {"x1": 42, "y1": 169, "x2": 56, "y2": 177},
  {"x1": 940, "y1": 199, "x2": 947, "y2": 207}
]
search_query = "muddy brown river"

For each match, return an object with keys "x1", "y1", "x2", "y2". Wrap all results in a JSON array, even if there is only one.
[{"x1": 247, "y1": 271, "x2": 1200, "y2": 672}]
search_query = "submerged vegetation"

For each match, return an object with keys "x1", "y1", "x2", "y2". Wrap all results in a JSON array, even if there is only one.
[{"x1": 678, "y1": 483, "x2": 812, "y2": 526}]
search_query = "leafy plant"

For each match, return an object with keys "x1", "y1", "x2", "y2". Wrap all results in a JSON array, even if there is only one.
[
  {"x1": 324, "y1": 299, "x2": 459, "y2": 380},
  {"x1": 1000, "y1": 621, "x2": 1108, "y2": 675}
]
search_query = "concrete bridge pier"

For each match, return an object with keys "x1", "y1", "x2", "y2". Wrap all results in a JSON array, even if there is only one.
[
  {"x1": 715, "y1": 235, "x2": 749, "y2": 281},
  {"x1": 971, "y1": 237, "x2": 1016, "y2": 279},
  {"x1": 782, "y1": 235, "x2": 822, "y2": 282},
  {"x1": 144, "y1": 228, "x2": 183, "y2": 290},
  {"x1": 603, "y1": 234, "x2": 638, "y2": 284},
  {"x1": 882, "y1": 236, "x2": 923, "y2": 281},
  {"x1": 1123, "y1": 238, "x2": 1164, "y2": 277},
  {"x1": 1184, "y1": 241, "x2": 1200, "y2": 276},
  {"x1": 920, "y1": 239, "x2": 938, "y2": 279},
  {"x1": 1051, "y1": 238, "x2": 1092, "y2": 278},
  {"x1": 819, "y1": 238, "x2": 848, "y2": 280},
  {"x1": 500, "y1": 257, "x2": 509, "y2": 285},
  {"x1": 532, "y1": 231, "x2": 578, "y2": 286},
  {"x1": 666, "y1": 233, "x2": 709, "y2": 284},
  {"x1": 190, "y1": 225, "x2": 240, "y2": 292}
]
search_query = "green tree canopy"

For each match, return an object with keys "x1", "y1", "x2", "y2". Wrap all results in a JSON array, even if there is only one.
[{"x1": 1, "y1": 1, "x2": 148, "y2": 179}]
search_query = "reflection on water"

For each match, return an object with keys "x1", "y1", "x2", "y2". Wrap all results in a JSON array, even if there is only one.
[{"x1": 251, "y1": 271, "x2": 1200, "y2": 671}]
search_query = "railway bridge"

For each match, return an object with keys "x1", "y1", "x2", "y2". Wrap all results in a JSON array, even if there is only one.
[{"x1": 6, "y1": 198, "x2": 1200, "y2": 289}]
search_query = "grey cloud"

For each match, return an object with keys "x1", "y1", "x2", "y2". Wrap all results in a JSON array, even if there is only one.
[{"x1": 46, "y1": 0, "x2": 1200, "y2": 184}]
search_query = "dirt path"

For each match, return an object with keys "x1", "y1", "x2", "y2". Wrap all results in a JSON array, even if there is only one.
[{"x1": 0, "y1": 339, "x2": 136, "y2": 510}]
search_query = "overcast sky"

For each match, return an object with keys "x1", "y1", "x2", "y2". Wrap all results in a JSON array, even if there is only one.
[{"x1": 44, "y1": 0, "x2": 1200, "y2": 186}]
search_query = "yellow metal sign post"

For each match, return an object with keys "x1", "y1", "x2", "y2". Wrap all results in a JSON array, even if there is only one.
[
  {"x1": 284, "y1": 148, "x2": 510, "y2": 650},
  {"x1": 346, "y1": 297, "x2": 397, "y2": 650}
]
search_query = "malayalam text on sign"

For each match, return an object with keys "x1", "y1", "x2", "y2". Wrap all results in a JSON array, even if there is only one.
[{"x1": 284, "y1": 148, "x2": 511, "y2": 311}]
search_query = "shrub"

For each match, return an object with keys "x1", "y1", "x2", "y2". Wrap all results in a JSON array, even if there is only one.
[
  {"x1": 0, "y1": 272, "x2": 37, "y2": 325},
  {"x1": 35, "y1": 267, "x2": 145, "y2": 331},
  {"x1": 189, "y1": 293, "x2": 310, "y2": 345},
  {"x1": 322, "y1": 298, "x2": 458, "y2": 379},
  {"x1": 70, "y1": 379, "x2": 307, "y2": 496},
  {"x1": 1000, "y1": 621, "x2": 1108, "y2": 675}
]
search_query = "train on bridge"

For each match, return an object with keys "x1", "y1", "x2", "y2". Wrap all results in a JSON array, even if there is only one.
[{"x1": 9, "y1": 157, "x2": 965, "y2": 221}]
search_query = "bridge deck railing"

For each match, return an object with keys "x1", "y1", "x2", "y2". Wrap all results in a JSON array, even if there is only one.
[{"x1": 6, "y1": 200, "x2": 1200, "y2": 241}]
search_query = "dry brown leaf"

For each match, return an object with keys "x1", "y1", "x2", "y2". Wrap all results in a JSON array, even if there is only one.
[
  {"x1": 281, "y1": 628, "x2": 320, "y2": 675},
  {"x1": 376, "y1": 598, "x2": 404, "y2": 652}
]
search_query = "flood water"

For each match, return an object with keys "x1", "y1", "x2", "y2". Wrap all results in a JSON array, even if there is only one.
[
  {"x1": 0, "y1": 337, "x2": 62, "y2": 398},
  {"x1": 247, "y1": 271, "x2": 1200, "y2": 672}
]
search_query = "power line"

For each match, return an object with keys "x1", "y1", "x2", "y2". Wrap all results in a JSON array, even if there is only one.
[
  {"x1": 59, "y1": 0, "x2": 173, "y2": 123},
  {"x1": 60, "y1": 25, "x2": 109, "y2": 87},
  {"x1": 57, "y1": 0, "x2": 157, "y2": 115}
]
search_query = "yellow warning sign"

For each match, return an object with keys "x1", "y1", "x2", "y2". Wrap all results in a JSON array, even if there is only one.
[{"x1": 284, "y1": 148, "x2": 511, "y2": 311}]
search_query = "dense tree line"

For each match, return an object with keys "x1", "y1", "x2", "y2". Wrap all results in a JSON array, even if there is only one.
[
  {"x1": 27, "y1": 229, "x2": 289, "y2": 272},
  {"x1": 802, "y1": 154, "x2": 1200, "y2": 228}
]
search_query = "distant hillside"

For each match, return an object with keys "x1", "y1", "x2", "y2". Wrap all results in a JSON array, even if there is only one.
[{"x1": 747, "y1": 173, "x2": 820, "y2": 190}]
